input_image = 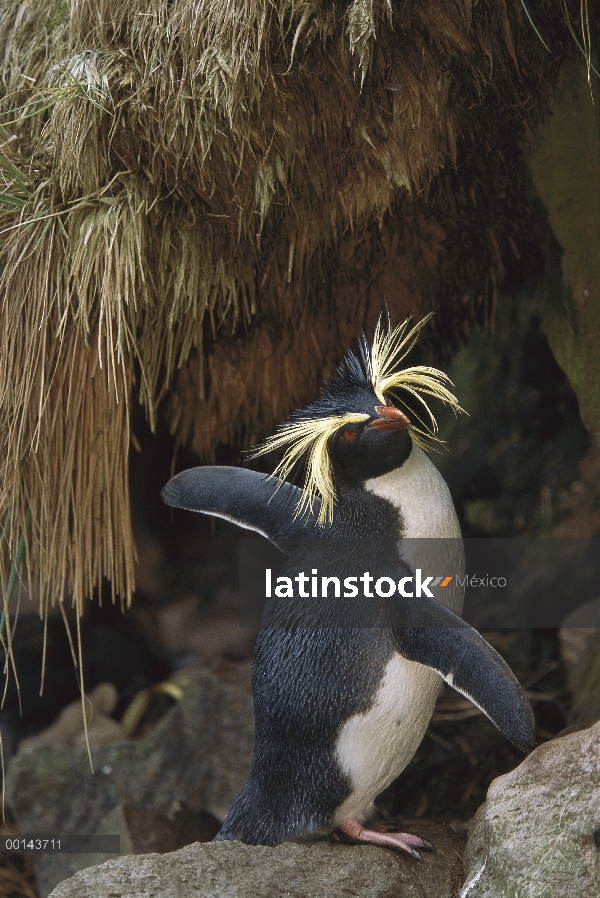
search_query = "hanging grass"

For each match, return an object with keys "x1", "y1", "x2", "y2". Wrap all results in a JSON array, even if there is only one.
[{"x1": 0, "y1": 0, "x2": 577, "y2": 620}]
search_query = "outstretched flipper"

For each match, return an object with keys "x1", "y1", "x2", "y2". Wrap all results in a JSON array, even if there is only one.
[
  {"x1": 161, "y1": 467, "x2": 320, "y2": 551},
  {"x1": 391, "y1": 595, "x2": 535, "y2": 751}
]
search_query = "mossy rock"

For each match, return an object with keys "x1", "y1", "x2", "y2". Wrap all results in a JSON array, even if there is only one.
[{"x1": 528, "y1": 53, "x2": 600, "y2": 438}]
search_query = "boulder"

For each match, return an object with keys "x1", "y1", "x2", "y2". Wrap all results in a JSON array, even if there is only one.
[
  {"x1": 461, "y1": 719, "x2": 600, "y2": 897},
  {"x1": 559, "y1": 595, "x2": 600, "y2": 689},
  {"x1": 18, "y1": 682, "x2": 123, "y2": 750},
  {"x1": 7, "y1": 665, "x2": 254, "y2": 896},
  {"x1": 559, "y1": 596, "x2": 600, "y2": 729},
  {"x1": 529, "y1": 53, "x2": 600, "y2": 439},
  {"x1": 47, "y1": 823, "x2": 465, "y2": 898}
]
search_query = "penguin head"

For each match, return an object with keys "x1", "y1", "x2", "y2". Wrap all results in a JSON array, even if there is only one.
[
  {"x1": 253, "y1": 314, "x2": 464, "y2": 526},
  {"x1": 327, "y1": 398, "x2": 412, "y2": 485},
  {"x1": 295, "y1": 370, "x2": 413, "y2": 487}
]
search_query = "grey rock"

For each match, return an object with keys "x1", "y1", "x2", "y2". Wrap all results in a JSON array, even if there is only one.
[
  {"x1": 560, "y1": 597, "x2": 600, "y2": 729},
  {"x1": 560, "y1": 595, "x2": 600, "y2": 688},
  {"x1": 462, "y1": 719, "x2": 600, "y2": 898},
  {"x1": 47, "y1": 823, "x2": 465, "y2": 898},
  {"x1": 19, "y1": 681, "x2": 122, "y2": 751},
  {"x1": 7, "y1": 665, "x2": 254, "y2": 896}
]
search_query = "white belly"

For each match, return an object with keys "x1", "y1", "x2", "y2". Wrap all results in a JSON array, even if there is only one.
[
  {"x1": 334, "y1": 653, "x2": 441, "y2": 823},
  {"x1": 333, "y1": 442, "x2": 464, "y2": 822}
]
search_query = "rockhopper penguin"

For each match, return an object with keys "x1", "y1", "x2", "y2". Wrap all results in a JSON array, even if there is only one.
[{"x1": 161, "y1": 315, "x2": 534, "y2": 858}]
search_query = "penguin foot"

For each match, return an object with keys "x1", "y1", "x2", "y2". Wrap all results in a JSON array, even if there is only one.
[{"x1": 333, "y1": 817, "x2": 434, "y2": 861}]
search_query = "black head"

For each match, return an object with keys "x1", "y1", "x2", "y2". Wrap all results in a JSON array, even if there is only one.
[
  {"x1": 296, "y1": 360, "x2": 413, "y2": 487},
  {"x1": 252, "y1": 314, "x2": 462, "y2": 526},
  {"x1": 328, "y1": 403, "x2": 412, "y2": 484}
]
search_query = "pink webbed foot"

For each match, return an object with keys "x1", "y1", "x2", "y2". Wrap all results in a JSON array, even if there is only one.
[{"x1": 332, "y1": 817, "x2": 435, "y2": 861}]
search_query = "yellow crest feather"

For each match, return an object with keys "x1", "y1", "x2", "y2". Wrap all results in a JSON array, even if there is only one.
[
  {"x1": 368, "y1": 312, "x2": 464, "y2": 451},
  {"x1": 252, "y1": 414, "x2": 369, "y2": 526},
  {"x1": 252, "y1": 314, "x2": 464, "y2": 526}
]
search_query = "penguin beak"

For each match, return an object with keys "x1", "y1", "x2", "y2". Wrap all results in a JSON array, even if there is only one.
[{"x1": 367, "y1": 406, "x2": 410, "y2": 432}]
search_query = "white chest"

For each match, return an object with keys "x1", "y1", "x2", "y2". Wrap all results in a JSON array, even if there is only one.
[
  {"x1": 365, "y1": 442, "x2": 461, "y2": 540},
  {"x1": 365, "y1": 442, "x2": 464, "y2": 615},
  {"x1": 334, "y1": 653, "x2": 440, "y2": 823}
]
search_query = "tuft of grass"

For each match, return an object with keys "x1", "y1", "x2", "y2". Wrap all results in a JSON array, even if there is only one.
[
  {"x1": 0, "y1": 508, "x2": 32, "y2": 640},
  {"x1": 521, "y1": 0, "x2": 599, "y2": 82},
  {"x1": 560, "y1": 0, "x2": 599, "y2": 82},
  {"x1": 47, "y1": 0, "x2": 68, "y2": 31},
  {"x1": 0, "y1": 134, "x2": 33, "y2": 222},
  {"x1": 0, "y1": 0, "x2": 591, "y2": 625}
]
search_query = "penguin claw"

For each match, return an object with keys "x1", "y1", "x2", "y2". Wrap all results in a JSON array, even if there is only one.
[
  {"x1": 374, "y1": 825, "x2": 435, "y2": 852},
  {"x1": 334, "y1": 817, "x2": 435, "y2": 860}
]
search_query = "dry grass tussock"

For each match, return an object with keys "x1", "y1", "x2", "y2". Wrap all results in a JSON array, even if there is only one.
[{"x1": 0, "y1": 0, "x2": 572, "y2": 627}]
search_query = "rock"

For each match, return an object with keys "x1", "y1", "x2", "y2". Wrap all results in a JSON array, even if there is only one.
[
  {"x1": 7, "y1": 665, "x2": 254, "y2": 897},
  {"x1": 19, "y1": 682, "x2": 122, "y2": 750},
  {"x1": 47, "y1": 823, "x2": 464, "y2": 898},
  {"x1": 462, "y1": 719, "x2": 600, "y2": 897},
  {"x1": 560, "y1": 595, "x2": 600, "y2": 686},
  {"x1": 529, "y1": 53, "x2": 600, "y2": 439},
  {"x1": 560, "y1": 597, "x2": 600, "y2": 729},
  {"x1": 566, "y1": 636, "x2": 600, "y2": 731}
]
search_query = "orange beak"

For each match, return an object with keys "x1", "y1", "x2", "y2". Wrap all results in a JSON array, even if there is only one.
[{"x1": 367, "y1": 406, "x2": 410, "y2": 432}]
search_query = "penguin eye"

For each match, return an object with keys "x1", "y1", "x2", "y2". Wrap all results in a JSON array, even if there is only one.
[{"x1": 342, "y1": 428, "x2": 357, "y2": 441}]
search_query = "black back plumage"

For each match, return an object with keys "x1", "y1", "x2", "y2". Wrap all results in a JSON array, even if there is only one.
[{"x1": 216, "y1": 487, "x2": 403, "y2": 844}]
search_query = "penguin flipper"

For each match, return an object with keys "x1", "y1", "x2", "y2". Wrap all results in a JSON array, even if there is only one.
[
  {"x1": 160, "y1": 467, "x2": 320, "y2": 551},
  {"x1": 392, "y1": 596, "x2": 535, "y2": 751}
]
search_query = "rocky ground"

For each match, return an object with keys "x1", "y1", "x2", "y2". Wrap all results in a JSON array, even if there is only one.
[
  {"x1": 1, "y1": 296, "x2": 600, "y2": 897},
  {"x1": 3, "y1": 641, "x2": 598, "y2": 898}
]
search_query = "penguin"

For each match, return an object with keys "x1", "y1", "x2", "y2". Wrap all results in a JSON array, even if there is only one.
[{"x1": 161, "y1": 314, "x2": 534, "y2": 859}]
